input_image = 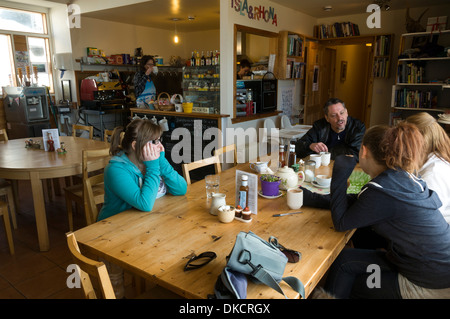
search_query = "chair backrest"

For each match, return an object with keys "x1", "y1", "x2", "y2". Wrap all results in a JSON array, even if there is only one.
[
  {"x1": 72, "y1": 124, "x2": 94, "y2": 139},
  {"x1": 262, "y1": 118, "x2": 278, "y2": 144},
  {"x1": 82, "y1": 148, "x2": 110, "y2": 224},
  {"x1": 214, "y1": 144, "x2": 237, "y2": 168},
  {"x1": 182, "y1": 155, "x2": 221, "y2": 185},
  {"x1": 281, "y1": 115, "x2": 293, "y2": 129},
  {"x1": 104, "y1": 129, "x2": 114, "y2": 143},
  {"x1": 66, "y1": 232, "x2": 115, "y2": 299},
  {"x1": 0, "y1": 129, "x2": 8, "y2": 142}
]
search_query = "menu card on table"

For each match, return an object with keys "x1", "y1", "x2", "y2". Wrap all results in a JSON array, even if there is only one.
[
  {"x1": 235, "y1": 170, "x2": 258, "y2": 215},
  {"x1": 42, "y1": 128, "x2": 61, "y2": 152}
]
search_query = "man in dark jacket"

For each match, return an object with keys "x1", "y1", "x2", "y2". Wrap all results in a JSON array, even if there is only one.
[{"x1": 295, "y1": 98, "x2": 365, "y2": 161}]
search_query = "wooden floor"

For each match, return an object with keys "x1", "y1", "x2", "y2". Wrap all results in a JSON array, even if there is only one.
[{"x1": 0, "y1": 180, "x2": 136, "y2": 299}]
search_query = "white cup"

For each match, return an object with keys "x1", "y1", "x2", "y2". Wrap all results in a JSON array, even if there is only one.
[
  {"x1": 250, "y1": 161, "x2": 268, "y2": 173},
  {"x1": 309, "y1": 154, "x2": 321, "y2": 168},
  {"x1": 320, "y1": 152, "x2": 331, "y2": 166},
  {"x1": 158, "y1": 118, "x2": 169, "y2": 131},
  {"x1": 287, "y1": 188, "x2": 303, "y2": 210},
  {"x1": 315, "y1": 174, "x2": 331, "y2": 188}
]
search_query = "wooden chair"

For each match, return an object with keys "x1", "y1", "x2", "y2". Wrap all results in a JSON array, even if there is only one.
[
  {"x1": 67, "y1": 232, "x2": 115, "y2": 299},
  {"x1": 72, "y1": 124, "x2": 94, "y2": 139},
  {"x1": 0, "y1": 129, "x2": 8, "y2": 142},
  {"x1": 0, "y1": 200, "x2": 14, "y2": 255},
  {"x1": 182, "y1": 155, "x2": 221, "y2": 185},
  {"x1": 67, "y1": 232, "x2": 181, "y2": 299},
  {"x1": 0, "y1": 129, "x2": 18, "y2": 229},
  {"x1": 104, "y1": 129, "x2": 114, "y2": 143},
  {"x1": 64, "y1": 148, "x2": 109, "y2": 231},
  {"x1": 214, "y1": 144, "x2": 237, "y2": 170}
]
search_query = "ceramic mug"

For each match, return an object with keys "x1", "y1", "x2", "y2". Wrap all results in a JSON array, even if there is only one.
[
  {"x1": 250, "y1": 161, "x2": 268, "y2": 173},
  {"x1": 309, "y1": 154, "x2": 321, "y2": 168},
  {"x1": 287, "y1": 188, "x2": 303, "y2": 210},
  {"x1": 320, "y1": 152, "x2": 331, "y2": 166}
]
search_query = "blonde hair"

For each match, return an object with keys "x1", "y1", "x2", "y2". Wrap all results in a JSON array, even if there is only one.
[{"x1": 405, "y1": 112, "x2": 450, "y2": 165}]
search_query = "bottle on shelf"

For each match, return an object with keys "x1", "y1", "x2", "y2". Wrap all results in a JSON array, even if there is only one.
[
  {"x1": 201, "y1": 51, "x2": 206, "y2": 66},
  {"x1": 288, "y1": 143, "x2": 297, "y2": 167},
  {"x1": 190, "y1": 51, "x2": 196, "y2": 66},
  {"x1": 279, "y1": 145, "x2": 286, "y2": 168},
  {"x1": 196, "y1": 51, "x2": 201, "y2": 66},
  {"x1": 238, "y1": 175, "x2": 249, "y2": 210},
  {"x1": 206, "y1": 51, "x2": 211, "y2": 66}
]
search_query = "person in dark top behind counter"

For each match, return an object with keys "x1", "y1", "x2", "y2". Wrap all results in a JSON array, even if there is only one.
[
  {"x1": 134, "y1": 55, "x2": 158, "y2": 108},
  {"x1": 237, "y1": 59, "x2": 253, "y2": 79},
  {"x1": 295, "y1": 98, "x2": 365, "y2": 161}
]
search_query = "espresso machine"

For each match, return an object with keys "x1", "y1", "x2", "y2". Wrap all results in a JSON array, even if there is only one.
[{"x1": 2, "y1": 86, "x2": 51, "y2": 139}]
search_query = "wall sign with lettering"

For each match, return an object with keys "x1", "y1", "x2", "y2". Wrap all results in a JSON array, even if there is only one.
[{"x1": 231, "y1": 0, "x2": 278, "y2": 26}]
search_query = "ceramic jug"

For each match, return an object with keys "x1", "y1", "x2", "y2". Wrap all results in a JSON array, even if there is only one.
[{"x1": 210, "y1": 193, "x2": 226, "y2": 216}]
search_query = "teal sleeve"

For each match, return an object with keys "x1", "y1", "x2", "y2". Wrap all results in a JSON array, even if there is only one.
[
  {"x1": 159, "y1": 151, "x2": 187, "y2": 196},
  {"x1": 106, "y1": 159, "x2": 161, "y2": 212}
]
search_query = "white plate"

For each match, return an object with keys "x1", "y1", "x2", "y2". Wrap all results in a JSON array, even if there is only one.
[
  {"x1": 258, "y1": 190, "x2": 283, "y2": 199},
  {"x1": 312, "y1": 181, "x2": 330, "y2": 189}
]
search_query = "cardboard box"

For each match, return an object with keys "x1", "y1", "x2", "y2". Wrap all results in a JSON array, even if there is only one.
[{"x1": 426, "y1": 16, "x2": 447, "y2": 32}]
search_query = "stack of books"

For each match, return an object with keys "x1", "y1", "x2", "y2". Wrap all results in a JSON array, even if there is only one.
[{"x1": 314, "y1": 22, "x2": 360, "y2": 39}]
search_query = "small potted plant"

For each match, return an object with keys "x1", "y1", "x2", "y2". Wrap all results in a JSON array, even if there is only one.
[{"x1": 260, "y1": 174, "x2": 281, "y2": 196}]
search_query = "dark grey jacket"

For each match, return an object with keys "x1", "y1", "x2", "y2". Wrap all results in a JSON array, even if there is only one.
[{"x1": 295, "y1": 116, "x2": 365, "y2": 161}]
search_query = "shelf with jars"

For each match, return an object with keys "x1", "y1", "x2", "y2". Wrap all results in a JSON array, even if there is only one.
[{"x1": 182, "y1": 65, "x2": 220, "y2": 114}]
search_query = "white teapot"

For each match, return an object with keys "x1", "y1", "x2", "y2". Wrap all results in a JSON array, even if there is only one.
[{"x1": 275, "y1": 166, "x2": 304, "y2": 190}]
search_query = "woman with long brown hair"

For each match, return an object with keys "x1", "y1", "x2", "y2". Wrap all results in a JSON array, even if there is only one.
[
  {"x1": 406, "y1": 112, "x2": 450, "y2": 223},
  {"x1": 303, "y1": 123, "x2": 450, "y2": 299}
]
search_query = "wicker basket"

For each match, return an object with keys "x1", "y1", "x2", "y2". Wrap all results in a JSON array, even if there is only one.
[{"x1": 155, "y1": 92, "x2": 175, "y2": 111}]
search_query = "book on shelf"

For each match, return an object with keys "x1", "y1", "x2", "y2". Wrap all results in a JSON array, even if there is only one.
[
  {"x1": 314, "y1": 22, "x2": 360, "y2": 39},
  {"x1": 287, "y1": 34, "x2": 303, "y2": 57},
  {"x1": 286, "y1": 58, "x2": 305, "y2": 79},
  {"x1": 374, "y1": 35, "x2": 391, "y2": 56},
  {"x1": 373, "y1": 57, "x2": 390, "y2": 78},
  {"x1": 393, "y1": 87, "x2": 437, "y2": 108},
  {"x1": 397, "y1": 62, "x2": 424, "y2": 83}
]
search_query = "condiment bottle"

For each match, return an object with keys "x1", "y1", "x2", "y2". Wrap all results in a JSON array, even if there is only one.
[
  {"x1": 279, "y1": 145, "x2": 286, "y2": 168},
  {"x1": 288, "y1": 143, "x2": 296, "y2": 167},
  {"x1": 238, "y1": 175, "x2": 249, "y2": 209}
]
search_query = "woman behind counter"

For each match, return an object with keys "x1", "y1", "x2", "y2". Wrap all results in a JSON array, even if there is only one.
[{"x1": 134, "y1": 55, "x2": 158, "y2": 108}]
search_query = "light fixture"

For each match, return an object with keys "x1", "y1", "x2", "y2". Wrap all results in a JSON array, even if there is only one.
[
  {"x1": 373, "y1": 0, "x2": 391, "y2": 11},
  {"x1": 171, "y1": 18, "x2": 180, "y2": 44},
  {"x1": 323, "y1": 5, "x2": 332, "y2": 11}
]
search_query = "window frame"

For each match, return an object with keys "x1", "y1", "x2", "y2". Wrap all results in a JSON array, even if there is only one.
[{"x1": 0, "y1": 6, "x2": 53, "y2": 93}]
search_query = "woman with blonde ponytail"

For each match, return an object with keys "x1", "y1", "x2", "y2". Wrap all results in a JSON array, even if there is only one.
[
  {"x1": 302, "y1": 123, "x2": 450, "y2": 299},
  {"x1": 406, "y1": 112, "x2": 450, "y2": 223}
]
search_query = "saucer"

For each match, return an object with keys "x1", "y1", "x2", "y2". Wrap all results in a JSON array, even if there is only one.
[
  {"x1": 312, "y1": 181, "x2": 330, "y2": 189},
  {"x1": 258, "y1": 190, "x2": 283, "y2": 199}
]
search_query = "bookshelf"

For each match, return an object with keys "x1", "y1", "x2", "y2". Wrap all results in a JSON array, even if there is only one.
[
  {"x1": 313, "y1": 22, "x2": 360, "y2": 39},
  {"x1": 390, "y1": 30, "x2": 450, "y2": 124},
  {"x1": 372, "y1": 34, "x2": 393, "y2": 78},
  {"x1": 277, "y1": 31, "x2": 305, "y2": 80}
]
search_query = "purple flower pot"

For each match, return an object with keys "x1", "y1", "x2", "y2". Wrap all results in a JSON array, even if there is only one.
[{"x1": 260, "y1": 178, "x2": 281, "y2": 197}]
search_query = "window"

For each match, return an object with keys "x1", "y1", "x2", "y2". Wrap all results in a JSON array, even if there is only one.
[
  {"x1": 0, "y1": 34, "x2": 14, "y2": 89},
  {"x1": 0, "y1": 7, "x2": 52, "y2": 93},
  {"x1": 0, "y1": 7, "x2": 46, "y2": 34}
]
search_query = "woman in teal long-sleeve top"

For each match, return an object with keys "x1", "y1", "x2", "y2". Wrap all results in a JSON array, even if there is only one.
[{"x1": 97, "y1": 118, "x2": 187, "y2": 221}]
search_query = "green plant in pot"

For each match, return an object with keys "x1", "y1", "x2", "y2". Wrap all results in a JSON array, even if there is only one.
[{"x1": 260, "y1": 174, "x2": 281, "y2": 196}]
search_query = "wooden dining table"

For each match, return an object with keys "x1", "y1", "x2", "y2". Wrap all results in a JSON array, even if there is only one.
[
  {"x1": 0, "y1": 136, "x2": 109, "y2": 251},
  {"x1": 73, "y1": 161, "x2": 355, "y2": 299}
]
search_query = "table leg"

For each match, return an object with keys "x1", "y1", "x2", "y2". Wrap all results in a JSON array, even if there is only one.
[{"x1": 30, "y1": 171, "x2": 50, "y2": 251}]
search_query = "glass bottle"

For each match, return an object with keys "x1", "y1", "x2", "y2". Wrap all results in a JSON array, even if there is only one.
[
  {"x1": 288, "y1": 144, "x2": 297, "y2": 167},
  {"x1": 239, "y1": 175, "x2": 249, "y2": 209},
  {"x1": 304, "y1": 160, "x2": 316, "y2": 182},
  {"x1": 201, "y1": 51, "x2": 206, "y2": 66},
  {"x1": 190, "y1": 51, "x2": 196, "y2": 66},
  {"x1": 279, "y1": 145, "x2": 286, "y2": 168}
]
